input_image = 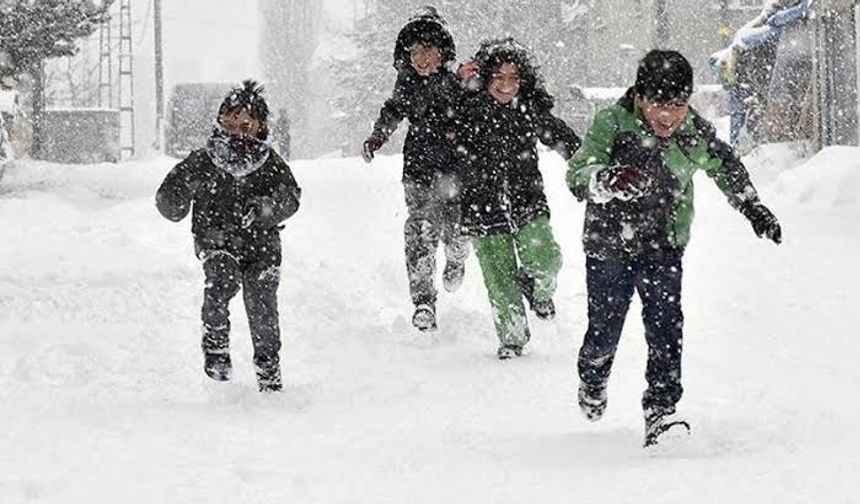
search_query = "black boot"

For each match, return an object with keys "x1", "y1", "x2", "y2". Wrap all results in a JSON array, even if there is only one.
[
  {"x1": 517, "y1": 270, "x2": 555, "y2": 320},
  {"x1": 255, "y1": 354, "x2": 282, "y2": 392},
  {"x1": 643, "y1": 406, "x2": 690, "y2": 447},
  {"x1": 256, "y1": 365, "x2": 282, "y2": 393},
  {"x1": 577, "y1": 382, "x2": 608, "y2": 421},
  {"x1": 496, "y1": 344, "x2": 523, "y2": 360},
  {"x1": 204, "y1": 352, "x2": 232, "y2": 382},
  {"x1": 412, "y1": 303, "x2": 437, "y2": 332}
]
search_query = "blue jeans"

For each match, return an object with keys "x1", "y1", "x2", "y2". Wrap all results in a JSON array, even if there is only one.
[{"x1": 577, "y1": 249, "x2": 684, "y2": 412}]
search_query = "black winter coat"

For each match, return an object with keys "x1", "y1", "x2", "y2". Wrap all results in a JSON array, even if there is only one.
[
  {"x1": 155, "y1": 149, "x2": 301, "y2": 261},
  {"x1": 454, "y1": 91, "x2": 581, "y2": 236},
  {"x1": 373, "y1": 68, "x2": 462, "y2": 186}
]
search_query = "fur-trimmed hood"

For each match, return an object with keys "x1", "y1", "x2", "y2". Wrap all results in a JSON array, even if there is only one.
[
  {"x1": 393, "y1": 6, "x2": 456, "y2": 70},
  {"x1": 472, "y1": 37, "x2": 553, "y2": 111}
]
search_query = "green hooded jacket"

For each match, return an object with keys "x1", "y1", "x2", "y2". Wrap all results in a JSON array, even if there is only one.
[{"x1": 566, "y1": 89, "x2": 761, "y2": 258}]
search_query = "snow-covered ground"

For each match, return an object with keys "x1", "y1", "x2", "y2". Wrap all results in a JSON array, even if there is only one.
[{"x1": 1, "y1": 145, "x2": 858, "y2": 503}]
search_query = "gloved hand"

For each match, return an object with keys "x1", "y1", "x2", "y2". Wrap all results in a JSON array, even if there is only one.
[
  {"x1": 740, "y1": 202, "x2": 782, "y2": 244},
  {"x1": 590, "y1": 165, "x2": 652, "y2": 202},
  {"x1": 242, "y1": 196, "x2": 276, "y2": 229},
  {"x1": 361, "y1": 132, "x2": 386, "y2": 163}
]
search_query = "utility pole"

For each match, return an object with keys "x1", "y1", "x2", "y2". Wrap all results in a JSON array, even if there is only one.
[
  {"x1": 154, "y1": 0, "x2": 164, "y2": 152},
  {"x1": 815, "y1": 3, "x2": 859, "y2": 148},
  {"x1": 98, "y1": 16, "x2": 113, "y2": 108},
  {"x1": 118, "y1": 0, "x2": 135, "y2": 158},
  {"x1": 654, "y1": 0, "x2": 669, "y2": 48}
]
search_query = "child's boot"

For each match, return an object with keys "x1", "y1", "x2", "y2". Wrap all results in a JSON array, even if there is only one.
[
  {"x1": 203, "y1": 351, "x2": 232, "y2": 382},
  {"x1": 412, "y1": 303, "x2": 437, "y2": 331},
  {"x1": 577, "y1": 382, "x2": 608, "y2": 421}
]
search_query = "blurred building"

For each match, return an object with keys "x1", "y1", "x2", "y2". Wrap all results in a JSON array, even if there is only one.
[{"x1": 579, "y1": 0, "x2": 768, "y2": 88}]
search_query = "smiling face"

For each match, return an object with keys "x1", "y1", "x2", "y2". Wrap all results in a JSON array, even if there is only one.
[
  {"x1": 638, "y1": 95, "x2": 689, "y2": 138},
  {"x1": 488, "y1": 62, "x2": 521, "y2": 105},
  {"x1": 218, "y1": 108, "x2": 261, "y2": 138},
  {"x1": 409, "y1": 43, "x2": 442, "y2": 76}
]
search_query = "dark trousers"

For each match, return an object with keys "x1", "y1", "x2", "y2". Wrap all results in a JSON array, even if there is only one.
[
  {"x1": 577, "y1": 249, "x2": 684, "y2": 413},
  {"x1": 403, "y1": 175, "x2": 470, "y2": 306},
  {"x1": 199, "y1": 248, "x2": 282, "y2": 378}
]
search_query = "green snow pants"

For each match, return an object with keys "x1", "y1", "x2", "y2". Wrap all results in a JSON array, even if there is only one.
[{"x1": 472, "y1": 216, "x2": 563, "y2": 348}]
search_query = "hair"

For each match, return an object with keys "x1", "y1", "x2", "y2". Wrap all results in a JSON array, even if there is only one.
[
  {"x1": 218, "y1": 79, "x2": 269, "y2": 139},
  {"x1": 635, "y1": 50, "x2": 694, "y2": 103},
  {"x1": 475, "y1": 37, "x2": 543, "y2": 99}
]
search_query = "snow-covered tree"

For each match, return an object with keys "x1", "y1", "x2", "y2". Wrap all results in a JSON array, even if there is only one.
[
  {"x1": 328, "y1": 3, "x2": 403, "y2": 156},
  {"x1": 0, "y1": 0, "x2": 113, "y2": 157}
]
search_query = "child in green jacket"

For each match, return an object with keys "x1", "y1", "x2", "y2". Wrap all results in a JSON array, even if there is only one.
[
  {"x1": 566, "y1": 50, "x2": 781, "y2": 446},
  {"x1": 455, "y1": 38, "x2": 580, "y2": 359}
]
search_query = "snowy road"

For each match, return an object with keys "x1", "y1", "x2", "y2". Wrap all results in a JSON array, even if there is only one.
[{"x1": 1, "y1": 151, "x2": 858, "y2": 503}]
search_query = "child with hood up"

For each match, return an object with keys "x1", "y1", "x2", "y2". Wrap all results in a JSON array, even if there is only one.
[
  {"x1": 156, "y1": 80, "x2": 301, "y2": 392},
  {"x1": 452, "y1": 38, "x2": 581, "y2": 359},
  {"x1": 362, "y1": 6, "x2": 471, "y2": 332}
]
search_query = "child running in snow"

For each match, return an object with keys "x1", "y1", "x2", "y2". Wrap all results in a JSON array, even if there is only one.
[
  {"x1": 156, "y1": 80, "x2": 301, "y2": 392},
  {"x1": 362, "y1": 6, "x2": 470, "y2": 332},
  {"x1": 566, "y1": 50, "x2": 781, "y2": 446},
  {"x1": 452, "y1": 38, "x2": 580, "y2": 359}
]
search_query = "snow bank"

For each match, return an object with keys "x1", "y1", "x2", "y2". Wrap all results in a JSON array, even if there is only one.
[
  {"x1": 741, "y1": 141, "x2": 810, "y2": 186},
  {"x1": 771, "y1": 146, "x2": 860, "y2": 207}
]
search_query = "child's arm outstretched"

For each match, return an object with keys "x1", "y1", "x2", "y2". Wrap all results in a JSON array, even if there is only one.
[
  {"x1": 694, "y1": 116, "x2": 782, "y2": 243},
  {"x1": 363, "y1": 74, "x2": 410, "y2": 162}
]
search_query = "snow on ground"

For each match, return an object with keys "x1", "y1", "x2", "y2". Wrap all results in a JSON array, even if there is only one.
[{"x1": 1, "y1": 146, "x2": 858, "y2": 503}]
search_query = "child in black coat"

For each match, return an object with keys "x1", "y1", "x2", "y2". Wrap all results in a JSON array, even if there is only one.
[
  {"x1": 362, "y1": 6, "x2": 470, "y2": 332},
  {"x1": 156, "y1": 80, "x2": 301, "y2": 392}
]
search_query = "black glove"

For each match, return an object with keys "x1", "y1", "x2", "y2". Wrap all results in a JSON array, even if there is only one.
[
  {"x1": 361, "y1": 132, "x2": 386, "y2": 163},
  {"x1": 242, "y1": 196, "x2": 276, "y2": 229},
  {"x1": 593, "y1": 165, "x2": 652, "y2": 201},
  {"x1": 740, "y1": 202, "x2": 782, "y2": 244}
]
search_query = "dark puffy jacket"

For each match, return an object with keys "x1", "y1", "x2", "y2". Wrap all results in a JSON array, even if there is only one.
[
  {"x1": 155, "y1": 149, "x2": 301, "y2": 260},
  {"x1": 373, "y1": 69, "x2": 462, "y2": 185},
  {"x1": 372, "y1": 7, "x2": 461, "y2": 186},
  {"x1": 452, "y1": 39, "x2": 581, "y2": 236},
  {"x1": 454, "y1": 90, "x2": 580, "y2": 235}
]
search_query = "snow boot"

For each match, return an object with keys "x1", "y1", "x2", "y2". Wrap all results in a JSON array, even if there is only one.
[
  {"x1": 257, "y1": 368, "x2": 283, "y2": 393},
  {"x1": 496, "y1": 344, "x2": 523, "y2": 360},
  {"x1": 204, "y1": 351, "x2": 232, "y2": 382},
  {"x1": 412, "y1": 303, "x2": 437, "y2": 332},
  {"x1": 516, "y1": 270, "x2": 555, "y2": 320},
  {"x1": 442, "y1": 260, "x2": 465, "y2": 293},
  {"x1": 577, "y1": 382, "x2": 608, "y2": 421},
  {"x1": 643, "y1": 407, "x2": 690, "y2": 448}
]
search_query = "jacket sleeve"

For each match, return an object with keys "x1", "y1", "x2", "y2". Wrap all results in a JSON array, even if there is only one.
[
  {"x1": 262, "y1": 156, "x2": 302, "y2": 227},
  {"x1": 565, "y1": 107, "x2": 620, "y2": 201},
  {"x1": 697, "y1": 118, "x2": 761, "y2": 209},
  {"x1": 535, "y1": 110, "x2": 581, "y2": 161},
  {"x1": 155, "y1": 153, "x2": 203, "y2": 222},
  {"x1": 372, "y1": 74, "x2": 409, "y2": 138}
]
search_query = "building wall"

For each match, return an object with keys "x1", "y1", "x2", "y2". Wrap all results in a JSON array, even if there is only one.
[
  {"x1": 582, "y1": 0, "x2": 767, "y2": 88},
  {"x1": 582, "y1": 0, "x2": 653, "y2": 87}
]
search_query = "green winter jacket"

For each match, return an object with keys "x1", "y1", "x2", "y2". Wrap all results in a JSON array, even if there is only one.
[{"x1": 566, "y1": 89, "x2": 761, "y2": 258}]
